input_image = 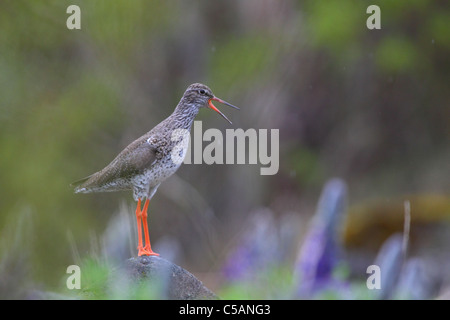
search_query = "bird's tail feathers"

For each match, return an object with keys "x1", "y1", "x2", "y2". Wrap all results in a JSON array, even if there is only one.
[{"x1": 70, "y1": 175, "x2": 94, "y2": 193}]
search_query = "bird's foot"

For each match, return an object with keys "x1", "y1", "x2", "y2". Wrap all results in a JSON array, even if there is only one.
[{"x1": 138, "y1": 245, "x2": 159, "y2": 257}]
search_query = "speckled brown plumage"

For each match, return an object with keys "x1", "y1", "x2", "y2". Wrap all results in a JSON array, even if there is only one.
[
  {"x1": 72, "y1": 83, "x2": 238, "y2": 201},
  {"x1": 72, "y1": 83, "x2": 238, "y2": 257}
]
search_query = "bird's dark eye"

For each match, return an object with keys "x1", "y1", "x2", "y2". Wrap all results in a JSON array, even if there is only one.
[{"x1": 198, "y1": 89, "x2": 206, "y2": 95}]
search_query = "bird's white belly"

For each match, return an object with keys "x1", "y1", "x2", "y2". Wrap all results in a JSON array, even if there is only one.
[
  {"x1": 147, "y1": 158, "x2": 182, "y2": 185},
  {"x1": 131, "y1": 156, "x2": 182, "y2": 200}
]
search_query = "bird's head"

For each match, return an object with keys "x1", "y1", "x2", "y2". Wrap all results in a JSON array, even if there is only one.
[{"x1": 183, "y1": 83, "x2": 239, "y2": 124}]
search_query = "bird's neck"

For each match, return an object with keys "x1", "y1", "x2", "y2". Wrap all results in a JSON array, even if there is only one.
[{"x1": 169, "y1": 101, "x2": 200, "y2": 130}]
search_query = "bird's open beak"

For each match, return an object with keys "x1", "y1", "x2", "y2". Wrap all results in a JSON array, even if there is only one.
[{"x1": 208, "y1": 96, "x2": 240, "y2": 125}]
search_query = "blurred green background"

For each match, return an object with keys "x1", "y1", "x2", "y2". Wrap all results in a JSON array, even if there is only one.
[{"x1": 0, "y1": 0, "x2": 449, "y2": 297}]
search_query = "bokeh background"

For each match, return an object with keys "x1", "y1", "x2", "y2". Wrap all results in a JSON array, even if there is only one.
[{"x1": 0, "y1": 0, "x2": 449, "y2": 298}]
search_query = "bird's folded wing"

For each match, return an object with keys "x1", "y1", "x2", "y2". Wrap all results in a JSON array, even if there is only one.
[{"x1": 72, "y1": 141, "x2": 158, "y2": 190}]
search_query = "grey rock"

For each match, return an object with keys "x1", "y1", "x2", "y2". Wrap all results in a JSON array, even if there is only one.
[{"x1": 123, "y1": 256, "x2": 217, "y2": 300}]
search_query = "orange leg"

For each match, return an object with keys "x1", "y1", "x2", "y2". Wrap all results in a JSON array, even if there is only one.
[
  {"x1": 135, "y1": 198, "x2": 146, "y2": 256},
  {"x1": 135, "y1": 198, "x2": 159, "y2": 257},
  {"x1": 141, "y1": 199, "x2": 159, "y2": 256}
]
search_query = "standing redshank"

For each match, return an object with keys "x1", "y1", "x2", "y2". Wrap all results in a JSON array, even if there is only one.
[{"x1": 72, "y1": 83, "x2": 238, "y2": 256}]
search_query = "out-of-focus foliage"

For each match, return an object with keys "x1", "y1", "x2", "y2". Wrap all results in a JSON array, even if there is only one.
[{"x1": 0, "y1": 0, "x2": 449, "y2": 298}]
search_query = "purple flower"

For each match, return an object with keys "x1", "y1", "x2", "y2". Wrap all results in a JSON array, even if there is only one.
[
  {"x1": 222, "y1": 209, "x2": 277, "y2": 281},
  {"x1": 295, "y1": 178, "x2": 348, "y2": 297},
  {"x1": 373, "y1": 234, "x2": 404, "y2": 299}
]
